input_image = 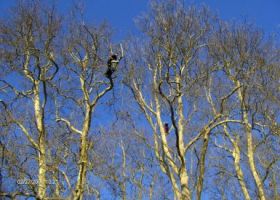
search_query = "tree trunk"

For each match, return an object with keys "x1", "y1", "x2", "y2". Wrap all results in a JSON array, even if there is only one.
[
  {"x1": 74, "y1": 106, "x2": 91, "y2": 200},
  {"x1": 120, "y1": 182, "x2": 127, "y2": 200},
  {"x1": 232, "y1": 142, "x2": 251, "y2": 200},
  {"x1": 34, "y1": 83, "x2": 47, "y2": 200},
  {"x1": 236, "y1": 81, "x2": 266, "y2": 200},
  {"x1": 179, "y1": 168, "x2": 191, "y2": 200},
  {"x1": 196, "y1": 130, "x2": 210, "y2": 200}
]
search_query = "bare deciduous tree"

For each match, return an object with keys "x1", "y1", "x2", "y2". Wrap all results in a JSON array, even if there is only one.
[
  {"x1": 0, "y1": 1, "x2": 61, "y2": 199},
  {"x1": 0, "y1": 1, "x2": 279, "y2": 200}
]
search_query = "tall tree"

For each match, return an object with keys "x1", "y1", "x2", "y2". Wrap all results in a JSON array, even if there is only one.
[
  {"x1": 0, "y1": 1, "x2": 61, "y2": 199},
  {"x1": 124, "y1": 1, "x2": 246, "y2": 199},
  {"x1": 55, "y1": 18, "x2": 122, "y2": 199},
  {"x1": 208, "y1": 21, "x2": 280, "y2": 200}
]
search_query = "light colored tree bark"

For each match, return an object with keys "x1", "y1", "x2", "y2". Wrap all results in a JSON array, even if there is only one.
[
  {"x1": 222, "y1": 126, "x2": 251, "y2": 200},
  {"x1": 56, "y1": 23, "x2": 121, "y2": 199},
  {"x1": 1, "y1": 1, "x2": 279, "y2": 199},
  {"x1": 0, "y1": 2, "x2": 61, "y2": 198},
  {"x1": 207, "y1": 19, "x2": 280, "y2": 199},
  {"x1": 33, "y1": 82, "x2": 47, "y2": 199},
  {"x1": 235, "y1": 80, "x2": 266, "y2": 200},
  {"x1": 205, "y1": 79, "x2": 251, "y2": 200}
]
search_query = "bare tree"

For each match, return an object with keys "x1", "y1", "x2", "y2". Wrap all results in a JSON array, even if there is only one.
[
  {"x1": 54, "y1": 16, "x2": 123, "y2": 199},
  {"x1": 0, "y1": 1, "x2": 61, "y2": 199},
  {"x1": 125, "y1": 1, "x2": 279, "y2": 199},
  {"x1": 124, "y1": 1, "x2": 241, "y2": 199},
  {"x1": 208, "y1": 20, "x2": 280, "y2": 200},
  {"x1": 1, "y1": 1, "x2": 279, "y2": 200}
]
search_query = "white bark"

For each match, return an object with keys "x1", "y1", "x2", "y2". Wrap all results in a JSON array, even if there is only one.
[
  {"x1": 34, "y1": 82, "x2": 47, "y2": 200},
  {"x1": 236, "y1": 81, "x2": 266, "y2": 200}
]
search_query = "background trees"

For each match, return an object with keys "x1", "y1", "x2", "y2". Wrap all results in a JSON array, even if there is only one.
[
  {"x1": 0, "y1": 1, "x2": 61, "y2": 198},
  {"x1": 0, "y1": 0, "x2": 279, "y2": 199},
  {"x1": 207, "y1": 20, "x2": 280, "y2": 200}
]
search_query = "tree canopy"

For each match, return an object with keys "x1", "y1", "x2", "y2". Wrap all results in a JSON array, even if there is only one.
[{"x1": 0, "y1": 1, "x2": 279, "y2": 199}]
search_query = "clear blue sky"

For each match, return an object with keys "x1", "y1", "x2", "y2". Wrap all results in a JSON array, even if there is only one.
[
  {"x1": 0, "y1": 0, "x2": 279, "y2": 37},
  {"x1": 71, "y1": 0, "x2": 280, "y2": 36}
]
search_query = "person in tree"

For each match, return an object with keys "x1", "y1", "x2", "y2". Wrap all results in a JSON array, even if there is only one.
[
  {"x1": 164, "y1": 123, "x2": 169, "y2": 135},
  {"x1": 105, "y1": 54, "x2": 120, "y2": 78}
]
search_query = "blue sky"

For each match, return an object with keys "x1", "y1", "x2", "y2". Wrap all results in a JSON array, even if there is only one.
[
  {"x1": 0, "y1": 0, "x2": 279, "y2": 37},
  {"x1": 73, "y1": 0, "x2": 280, "y2": 37}
]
